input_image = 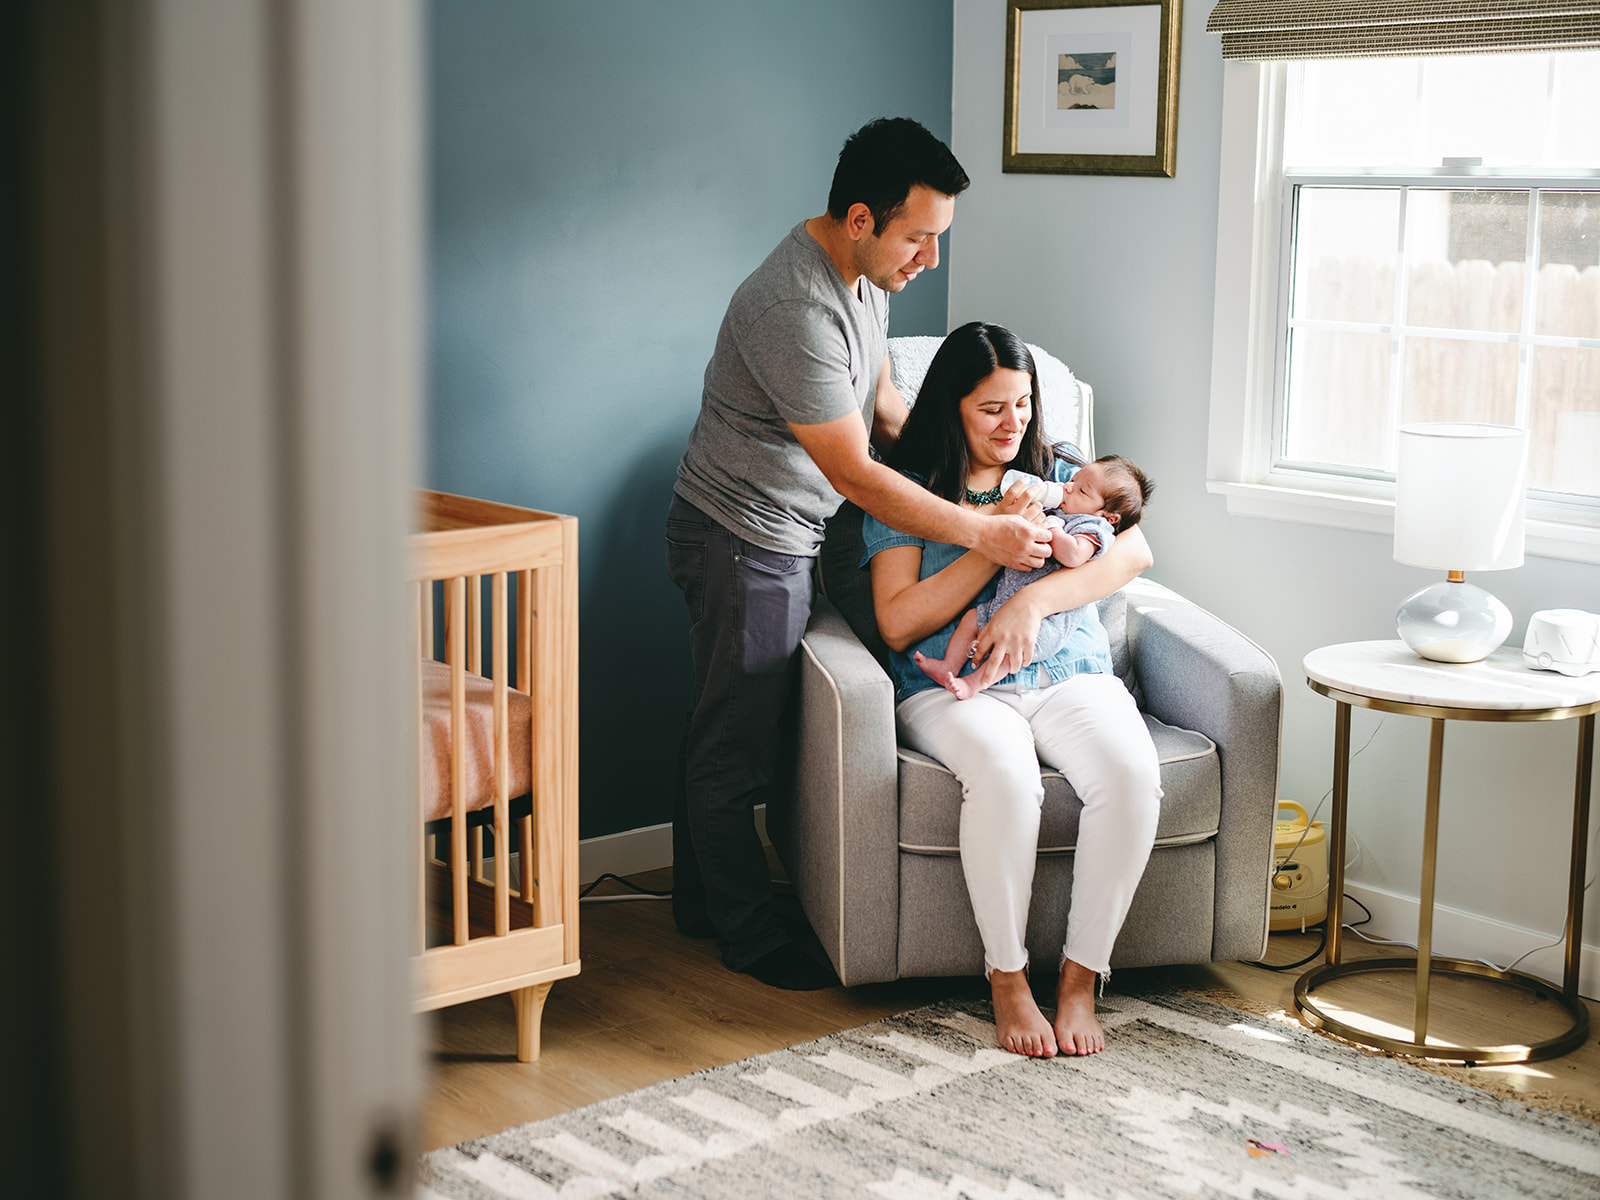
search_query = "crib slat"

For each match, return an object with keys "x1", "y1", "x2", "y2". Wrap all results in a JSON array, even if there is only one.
[
  {"x1": 422, "y1": 577, "x2": 435, "y2": 661},
  {"x1": 469, "y1": 572, "x2": 483, "y2": 882},
  {"x1": 448, "y1": 575, "x2": 469, "y2": 946},
  {"x1": 533, "y1": 563, "x2": 560, "y2": 931},
  {"x1": 493, "y1": 571, "x2": 510, "y2": 937},
  {"x1": 468, "y1": 573, "x2": 482, "y2": 675},
  {"x1": 518, "y1": 567, "x2": 537, "y2": 905},
  {"x1": 520, "y1": 813, "x2": 534, "y2": 906},
  {"x1": 516, "y1": 568, "x2": 533, "y2": 695}
]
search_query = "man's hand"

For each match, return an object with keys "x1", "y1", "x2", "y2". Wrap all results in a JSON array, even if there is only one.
[
  {"x1": 974, "y1": 513, "x2": 1051, "y2": 572},
  {"x1": 787, "y1": 413, "x2": 1049, "y2": 571}
]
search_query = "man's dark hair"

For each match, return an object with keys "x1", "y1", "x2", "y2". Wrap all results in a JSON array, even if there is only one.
[
  {"x1": 826, "y1": 117, "x2": 970, "y2": 234},
  {"x1": 1093, "y1": 454, "x2": 1156, "y2": 531}
]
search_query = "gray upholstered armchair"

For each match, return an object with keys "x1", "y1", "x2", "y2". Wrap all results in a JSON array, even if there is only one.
[{"x1": 770, "y1": 340, "x2": 1283, "y2": 986}]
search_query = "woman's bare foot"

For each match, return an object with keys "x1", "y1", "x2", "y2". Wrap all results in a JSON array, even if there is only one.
[
  {"x1": 989, "y1": 968, "x2": 1057, "y2": 1057},
  {"x1": 1053, "y1": 959, "x2": 1106, "y2": 1055}
]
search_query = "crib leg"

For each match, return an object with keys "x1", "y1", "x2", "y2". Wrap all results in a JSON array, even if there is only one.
[{"x1": 511, "y1": 983, "x2": 553, "y2": 1063}]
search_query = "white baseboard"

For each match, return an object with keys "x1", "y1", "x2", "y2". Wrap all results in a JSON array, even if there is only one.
[
  {"x1": 578, "y1": 821, "x2": 672, "y2": 883},
  {"x1": 576, "y1": 805, "x2": 770, "y2": 885},
  {"x1": 568, "y1": 818, "x2": 1597, "y2": 1000},
  {"x1": 1343, "y1": 880, "x2": 1598, "y2": 1001}
]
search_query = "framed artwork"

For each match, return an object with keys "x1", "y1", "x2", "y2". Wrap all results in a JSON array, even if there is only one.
[{"x1": 1003, "y1": 0, "x2": 1182, "y2": 177}]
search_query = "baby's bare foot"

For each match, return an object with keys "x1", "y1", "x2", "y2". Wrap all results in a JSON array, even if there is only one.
[
  {"x1": 942, "y1": 672, "x2": 979, "y2": 701},
  {"x1": 912, "y1": 651, "x2": 980, "y2": 701},
  {"x1": 1053, "y1": 960, "x2": 1106, "y2": 1055},
  {"x1": 990, "y1": 968, "x2": 1056, "y2": 1057}
]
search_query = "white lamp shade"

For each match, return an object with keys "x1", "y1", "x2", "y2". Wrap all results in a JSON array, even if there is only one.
[{"x1": 1393, "y1": 423, "x2": 1527, "y2": 572}]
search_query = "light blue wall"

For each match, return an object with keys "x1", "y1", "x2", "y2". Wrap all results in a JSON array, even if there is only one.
[{"x1": 428, "y1": 1, "x2": 956, "y2": 836}]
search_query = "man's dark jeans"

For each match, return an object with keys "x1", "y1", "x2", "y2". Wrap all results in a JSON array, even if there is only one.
[{"x1": 665, "y1": 495, "x2": 813, "y2": 970}]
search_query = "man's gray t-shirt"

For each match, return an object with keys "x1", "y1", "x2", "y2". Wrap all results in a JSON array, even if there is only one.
[{"x1": 674, "y1": 221, "x2": 889, "y2": 556}]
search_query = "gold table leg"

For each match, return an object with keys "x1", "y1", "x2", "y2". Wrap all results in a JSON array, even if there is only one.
[
  {"x1": 1413, "y1": 718, "x2": 1446, "y2": 1046},
  {"x1": 1566, "y1": 713, "x2": 1593, "y2": 997},
  {"x1": 1325, "y1": 701, "x2": 1351, "y2": 966},
  {"x1": 1295, "y1": 701, "x2": 1591, "y2": 1065}
]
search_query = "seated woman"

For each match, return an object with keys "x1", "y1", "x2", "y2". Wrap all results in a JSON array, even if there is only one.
[{"x1": 862, "y1": 321, "x2": 1160, "y2": 1058}]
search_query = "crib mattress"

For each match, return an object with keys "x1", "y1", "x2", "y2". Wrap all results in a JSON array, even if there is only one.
[{"x1": 420, "y1": 658, "x2": 532, "y2": 822}]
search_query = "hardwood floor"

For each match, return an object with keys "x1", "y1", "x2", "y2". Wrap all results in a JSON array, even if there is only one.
[{"x1": 422, "y1": 869, "x2": 1600, "y2": 1151}]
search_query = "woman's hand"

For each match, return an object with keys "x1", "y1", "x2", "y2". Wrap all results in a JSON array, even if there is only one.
[
  {"x1": 972, "y1": 590, "x2": 1047, "y2": 680},
  {"x1": 971, "y1": 522, "x2": 1155, "y2": 677},
  {"x1": 996, "y1": 480, "x2": 1047, "y2": 522}
]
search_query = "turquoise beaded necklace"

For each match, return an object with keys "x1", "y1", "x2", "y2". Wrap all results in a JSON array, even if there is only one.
[{"x1": 964, "y1": 483, "x2": 1004, "y2": 506}]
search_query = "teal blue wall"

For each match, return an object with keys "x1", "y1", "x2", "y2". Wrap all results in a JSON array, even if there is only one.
[{"x1": 428, "y1": 1, "x2": 957, "y2": 838}]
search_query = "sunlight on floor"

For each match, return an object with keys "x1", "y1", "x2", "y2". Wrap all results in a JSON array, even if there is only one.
[
  {"x1": 1478, "y1": 1062, "x2": 1556, "y2": 1082},
  {"x1": 1227, "y1": 1022, "x2": 1292, "y2": 1043},
  {"x1": 1310, "y1": 998, "x2": 1425, "y2": 1044}
]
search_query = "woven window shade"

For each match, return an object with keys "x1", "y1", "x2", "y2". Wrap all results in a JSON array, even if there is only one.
[{"x1": 1206, "y1": 0, "x2": 1600, "y2": 60}]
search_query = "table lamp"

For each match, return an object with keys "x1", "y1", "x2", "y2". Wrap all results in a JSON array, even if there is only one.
[{"x1": 1392, "y1": 422, "x2": 1528, "y2": 663}]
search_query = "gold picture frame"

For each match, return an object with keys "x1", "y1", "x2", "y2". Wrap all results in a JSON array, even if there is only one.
[{"x1": 1003, "y1": 0, "x2": 1181, "y2": 178}]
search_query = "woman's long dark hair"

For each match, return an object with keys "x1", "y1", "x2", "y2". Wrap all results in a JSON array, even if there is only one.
[{"x1": 885, "y1": 321, "x2": 1066, "y2": 502}]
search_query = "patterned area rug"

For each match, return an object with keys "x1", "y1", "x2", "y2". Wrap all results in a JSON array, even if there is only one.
[{"x1": 419, "y1": 990, "x2": 1600, "y2": 1199}]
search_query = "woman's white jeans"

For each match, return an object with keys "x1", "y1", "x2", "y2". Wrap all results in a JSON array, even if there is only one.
[{"x1": 895, "y1": 672, "x2": 1161, "y2": 979}]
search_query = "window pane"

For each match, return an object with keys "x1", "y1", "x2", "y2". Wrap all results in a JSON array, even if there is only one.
[
  {"x1": 1550, "y1": 55, "x2": 1600, "y2": 168},
  {"x1": 1283, "y1": 328, "x2": 1392, "y2": 469},
  {"x1": 1400, "y1": 337, "x2": 1519, "y2": 427},
  {"x1": 1530, "y1": 346, "x2": 1600, "y2": 498},
  {"x1": 1286, "y1": 53, "x2": 1600, "y2": 170},
  {"x1": 1405, "y1": 191, "x2": 1527, "y2": 334},
  {"x1": 1291, "y1": 188, "x2": 1397, "y2": 324},
  {"x1": 1286, "y1": 60, "x2": 1420, "y2": 169},
  {"x1": 1536, "y1": 193, "x2": 1600, "y2": 338},
  {"x1": 1424, "y1": 56, "x2": 1555, "y2": 168}
]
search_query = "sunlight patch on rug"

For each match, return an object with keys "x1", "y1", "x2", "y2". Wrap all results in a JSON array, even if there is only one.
[{"x1": 419, "y1": 990, "x2": 1600, "y2": 1200}]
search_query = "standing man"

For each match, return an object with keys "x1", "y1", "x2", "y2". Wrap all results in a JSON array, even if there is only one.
[{"x1": 666, "y1": 118, "x2": 1051, "y2": 989}]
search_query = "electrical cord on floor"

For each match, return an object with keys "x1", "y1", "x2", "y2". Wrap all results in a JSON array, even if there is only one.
[
  {"x1": 578, "y1": 872, "x2": 672, "y2": 902},
  {"x1": 577, "y1": 873, "x2": 794, "y2": 903},
  {"x1": 1343, "y1": 893, "x2": 1374, "y2": 929},
  {"x1": 1251, "y1": 924, "x2": 1327, "y2": 972},
  {"x1": 1248, "y1": 893, "x2": 1374, "y2": 972}
]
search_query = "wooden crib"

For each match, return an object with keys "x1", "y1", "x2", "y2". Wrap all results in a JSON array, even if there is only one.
[{"x1": 411, "y1": 489, "x2": 579, "y2": 1061}]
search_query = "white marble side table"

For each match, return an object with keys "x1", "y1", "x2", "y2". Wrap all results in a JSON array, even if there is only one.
[{"x1": 1299, "y1": 640, "x2": 1598, "y2": 1064}]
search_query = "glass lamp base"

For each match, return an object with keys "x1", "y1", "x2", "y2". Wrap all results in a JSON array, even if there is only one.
[{"x1": 1395, "y1": 580, "x2": 1512, "y2": 663}]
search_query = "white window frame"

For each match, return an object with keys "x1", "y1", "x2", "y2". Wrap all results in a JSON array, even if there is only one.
[{"x1": 1206, "y1": 59, "x2": 1600, "y2": 566}]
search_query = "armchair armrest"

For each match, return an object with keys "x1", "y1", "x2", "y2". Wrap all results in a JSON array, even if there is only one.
[
  {"x1": 780, "y1": 593, "x2": 902, "y2": 985},
  {"x1": 1124, "y1": 578, "x2": 1282, "y2": 962}
]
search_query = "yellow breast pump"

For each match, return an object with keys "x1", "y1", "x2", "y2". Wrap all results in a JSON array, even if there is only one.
[{"x1": 1270, "y1": 800, "x2": 1328, "y2": 932}]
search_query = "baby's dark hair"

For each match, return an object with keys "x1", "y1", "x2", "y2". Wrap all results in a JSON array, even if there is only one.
[{"x1": 1093, "y1": 454, "x2": 1155, "y2": 531}]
